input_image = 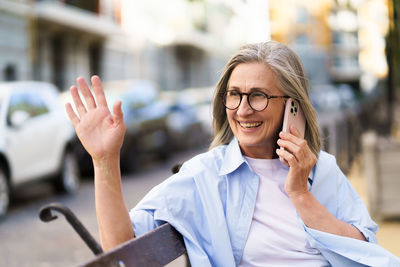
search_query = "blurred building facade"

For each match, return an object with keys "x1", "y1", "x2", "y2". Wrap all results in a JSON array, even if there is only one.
[
  {"x1": 270, "y1": 0, "x2": 333, "y2": 84},
  {"x1": 31, "y1": 0, "x2": 133, "y2": 91},
  {"x1": 119, "y1": 0, "x2": 271, "y2": 91},
  {"x1": 0, "y1": 0, "x2": 271, "y2": 92},
  {"x1": 329, "y1": 1, "x2": 362, "y2": 84},
  {"x1": 269, "y1": 0, "x2": 390, "y2": 90},
  {"x1": 0, "y1": 0, "x2": 31, "y2": 81},
  {"x1": 0, "y1": 0, "x2": 135, "y2": 90}
]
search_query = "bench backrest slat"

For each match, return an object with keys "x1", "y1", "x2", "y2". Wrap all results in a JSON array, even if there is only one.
[{"x1": 80, "y1": 223, "x2": 186, "y2": 267}]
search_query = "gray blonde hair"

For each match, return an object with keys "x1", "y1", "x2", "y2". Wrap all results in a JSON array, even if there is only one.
[{"x1": 209, "y1": 41, "x2": 321, "y2": 157}]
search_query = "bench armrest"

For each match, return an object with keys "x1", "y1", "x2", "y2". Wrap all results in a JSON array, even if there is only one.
[{"x1": 80, "y1": 223, "x2": 186, "y2": 267}]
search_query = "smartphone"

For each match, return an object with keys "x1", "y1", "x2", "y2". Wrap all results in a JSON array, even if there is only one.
[{"x1": 282, "y1": 98, "x2": 306, "y2": 138}]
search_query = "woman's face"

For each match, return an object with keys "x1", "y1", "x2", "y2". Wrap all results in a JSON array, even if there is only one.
[{"x1": 226, "y1": 62, "x2": 286, "y2": 159}]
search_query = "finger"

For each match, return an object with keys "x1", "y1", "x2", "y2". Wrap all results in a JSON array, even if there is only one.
[
  {"x1": 276, "y1": 148, "x2": 298, "y2": 167},
  {"x1": 65, "y1": 103, "x2": 80, "y2": 127},
  {"x1": 70, "y1": 85, "x2": 87, "y2": 117},
  {"x1": 278, "y1": 153, "x2": 289, "y2": 167},
  {"x1": 279, "y1": 130, "x2": 304, "y2": 146},
  {"x1": 77, "y1": 77, "x2": 97, "y2": 110},
  {"x1": 279, "y1": 138, "x2": 309, "y2": 164},
  {"x1": 277, "y1": 138, "x2": 301, "y2": 156},
  {"x1": 91, "y1": 75, "x2": 108, "y2": 107},
  {"x1": 112, "y1": 100, "x2": 124, "y2": 124}
]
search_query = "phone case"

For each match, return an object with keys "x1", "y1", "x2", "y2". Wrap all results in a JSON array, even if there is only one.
[{"x1": 281, "y1": 98, "x2": 306, "y2": 138}]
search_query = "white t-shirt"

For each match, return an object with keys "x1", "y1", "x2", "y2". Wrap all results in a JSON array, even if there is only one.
[{"x1": 239, "y1": 157, "x2": 330, "y2": 267}]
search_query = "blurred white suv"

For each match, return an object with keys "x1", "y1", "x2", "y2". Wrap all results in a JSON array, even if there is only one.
[{"x1": 0, "y1": 81, "x2": 80, "y2": 217}]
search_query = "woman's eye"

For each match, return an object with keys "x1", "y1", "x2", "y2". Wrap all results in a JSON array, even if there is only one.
[
  {"x1": 228, "y1": 91, "x2": 240, "y2": 96},
  {"x1": 252, "y1": 92, "x2": 266, "y2": 98}
]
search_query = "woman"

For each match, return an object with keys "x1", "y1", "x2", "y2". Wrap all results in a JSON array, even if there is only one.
[{"x1": 66, "y1": 41, "x2": 399, "y2": 266}]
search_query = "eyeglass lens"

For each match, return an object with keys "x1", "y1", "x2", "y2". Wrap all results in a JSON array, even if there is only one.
[{"x1": 224, "y1": 91, "x2": 269, "y2": 111}]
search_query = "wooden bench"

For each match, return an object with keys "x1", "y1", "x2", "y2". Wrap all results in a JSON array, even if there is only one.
[
  {"x1": 39, "y1": 202, "x2": 188, "y2": 267},
  {"x1": 80, "y1": 223, "x2": 186, "y2": 267},
  {"x1": 40, "y1": 164, "x2": 189, "y2": 266}
]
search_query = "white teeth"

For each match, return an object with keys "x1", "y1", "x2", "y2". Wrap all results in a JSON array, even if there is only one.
[{"x1": 240, "y1": 122, "x2": 262, "y2": 128}]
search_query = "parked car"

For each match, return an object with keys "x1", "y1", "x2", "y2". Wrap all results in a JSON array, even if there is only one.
[
  {"x1": 310, "y1": 83, "x2": 358, "y2": 113},
  {"x1": 107, "y1": 80, "x2": 172, "y2": 172},
  {"x1": 0, "y1": 81, "x2": 80, "y2": 218},
  {"x1": 62, "y1": 80, "x2": 172, "y2": 174},
  {"x1": 164, "y1": 86, "x2": 214, "y2": 151}
]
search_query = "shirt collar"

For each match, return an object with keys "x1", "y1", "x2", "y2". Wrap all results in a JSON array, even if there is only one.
[{"x1": 219, "y1": 137, "x2": 246, "y2": 176}]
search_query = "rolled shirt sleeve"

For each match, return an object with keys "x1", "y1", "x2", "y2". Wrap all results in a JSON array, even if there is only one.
[
  {"x1": 130, "y1": 209, "x2": 167, "y2": 237},
  {"x1": 335, "y1": 166, "x2": 378, "y2": 243},
  {"x1": 304, "y1": 225, "x2": 400, "y2": 266},
  {"x1": 304, "y1": 152, "x2": 400, "y2": 266}
]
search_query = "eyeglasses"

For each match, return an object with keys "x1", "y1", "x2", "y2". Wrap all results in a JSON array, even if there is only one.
[{"x1": 223, "y1": 90, "x2": 289, "y2": 111}]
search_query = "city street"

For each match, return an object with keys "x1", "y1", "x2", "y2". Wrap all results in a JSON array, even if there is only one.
[
  {"x1": 1, "y1": 0, "x2": 399, "y2": 266},
  {"x1": 1, "y1": 147, "x2": 399, "y2": 266},
  {"x1": 0, "y1": 149, "x2": 202, "y2": 267}
]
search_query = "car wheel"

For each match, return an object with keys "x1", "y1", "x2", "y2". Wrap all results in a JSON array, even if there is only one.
[
  {"x1": 0, "y1": 167, "x2": 9, "y2": 218},
  {"x1": 55, "y1": 150, "x2": 80, "y2": 194}
]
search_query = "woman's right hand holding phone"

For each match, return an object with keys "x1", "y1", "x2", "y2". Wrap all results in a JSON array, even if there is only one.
[{"x1": 65, "y1": 76, "x2": 126, "y2": 165}]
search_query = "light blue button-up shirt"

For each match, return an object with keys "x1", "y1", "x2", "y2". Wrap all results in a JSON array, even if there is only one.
[{"x1": 130, "y1": 138, "x2": 400, "y2": 266}]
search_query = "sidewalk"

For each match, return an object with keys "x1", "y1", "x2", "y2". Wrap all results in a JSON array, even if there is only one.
[{"x1": 347, "y1": 157, "x2": 400, "y2": 257}]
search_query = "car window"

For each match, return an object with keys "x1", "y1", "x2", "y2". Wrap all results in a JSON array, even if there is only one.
[{"x1": 7, "y1": 92, "x2": 49, "y2": 121}]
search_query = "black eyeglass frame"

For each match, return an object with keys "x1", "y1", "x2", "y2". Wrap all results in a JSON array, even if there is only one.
[{"x1": 222, "y1": 90, "x2": 289, "y2": 111}]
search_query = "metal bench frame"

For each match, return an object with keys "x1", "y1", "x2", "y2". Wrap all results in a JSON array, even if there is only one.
[{"x1": 39, "y1": 203, "x2": 187, "y2": 267}]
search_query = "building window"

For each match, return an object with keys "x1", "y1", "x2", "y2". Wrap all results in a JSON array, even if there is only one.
[
  {"x1": 51, "y1": 35, "x2": 65, "y2": 90},
  {"x1": 297, "y1": 7, "x2": 308, "y2": 23},
  {"x1": 64, "y1": 0, "x2": 99, "y2": 14},
  {"x1": 89, "y1": 43, "x2": 102, "y2": 76},
  {"x1": 4, "y1": 64, "x2": 17, "y2": 81}
]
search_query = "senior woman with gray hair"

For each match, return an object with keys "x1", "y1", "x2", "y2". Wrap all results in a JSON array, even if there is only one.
[{"x1": 66, "y1": 41, "x2": 399, "y2": 266}]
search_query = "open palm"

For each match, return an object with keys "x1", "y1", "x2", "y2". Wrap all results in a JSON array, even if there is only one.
[{"x1": 65, "y1": 76, "x2": 126, "y2": 162}]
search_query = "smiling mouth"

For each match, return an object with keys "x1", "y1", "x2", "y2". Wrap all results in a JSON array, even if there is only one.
[{"x1": 239, "y1": 122, "x2": 263, "y2": 128}]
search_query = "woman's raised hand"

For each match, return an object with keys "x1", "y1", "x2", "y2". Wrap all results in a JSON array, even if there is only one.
[{"x1": 65, "y1": 76, "x2": 126, "y2": 163}]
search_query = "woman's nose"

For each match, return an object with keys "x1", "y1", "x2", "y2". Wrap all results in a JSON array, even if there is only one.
[{"x1": 237, "y1": 96, "x2": 254, "y2": 116}]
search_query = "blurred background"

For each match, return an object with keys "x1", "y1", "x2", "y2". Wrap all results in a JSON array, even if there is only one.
[{"x1": 0, "y1": 0, "x2": 399, "y2": 266}]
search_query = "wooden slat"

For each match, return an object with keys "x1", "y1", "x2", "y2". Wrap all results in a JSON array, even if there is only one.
[{"x1": 80, "y1": 223, "x2": 186, "y2": 267}]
